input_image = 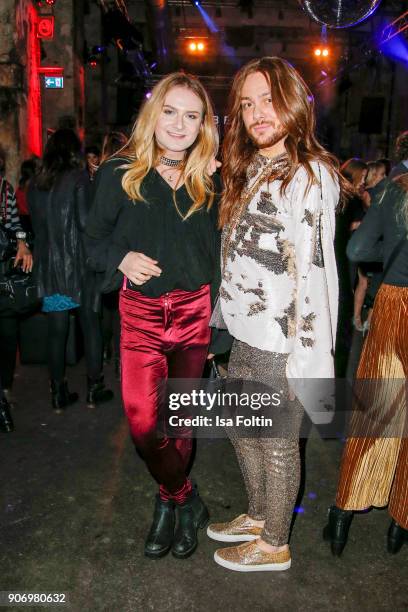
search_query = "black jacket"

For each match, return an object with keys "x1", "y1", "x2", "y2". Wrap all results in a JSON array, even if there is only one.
[
  {"x1": 28, "y1": 169, "x2": 90, "y2": 303},
  {"x1": 388, "y1": 162, "x2": 408, "y2": 181},
  {"x1": 347, "y1": 179, "x2": 408, "y2": 287}
]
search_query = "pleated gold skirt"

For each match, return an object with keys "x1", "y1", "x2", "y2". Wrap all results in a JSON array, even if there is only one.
[{"x1": 336, "y1": 284, "x2": 408, "y2": 528}]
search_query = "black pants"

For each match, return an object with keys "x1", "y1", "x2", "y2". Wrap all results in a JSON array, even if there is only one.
[
  {"x1": 101, "y1": 291, "x2": 120, "y2": 360},
  {"x1": 0, "y1": 315, "x2": 19, "y2": 389},
  {"x1": 0, "y1": 306, "x2": 104, "y2": 388},
  {"x1": 47, "y1": 304, "x2": 103, "y2": 383}
]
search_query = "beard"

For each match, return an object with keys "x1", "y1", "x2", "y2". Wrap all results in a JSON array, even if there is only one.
[{"x1": 248, "y1": 123, "x2": 287, "y2": 149}]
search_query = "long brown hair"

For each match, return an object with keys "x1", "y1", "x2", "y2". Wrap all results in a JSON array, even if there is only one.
[
  {"x1": 119, "y1": 72, "x2": 219, "y2": 219},
  {"x1": 220, "y1": 57, "x2": 348, "y2": 227}
]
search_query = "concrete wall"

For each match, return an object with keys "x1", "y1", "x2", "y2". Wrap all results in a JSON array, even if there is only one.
[
  {"x1": 0, "y1": 0, "x2": 85, "y2": 186},
  {"x1": 40, "y1": 0, "x2": 85, "y2": 142},
  {"x1": 0, "y1": 0, "x2": 26, "y2": 186}
]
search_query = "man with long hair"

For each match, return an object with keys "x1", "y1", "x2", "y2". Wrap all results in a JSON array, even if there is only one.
[
  {"x1": 207, "y1": 57, "x2": 345, "y2": 571},
  {"x1": 86, "y1": 73, "x2": 220, "y2": 560}
]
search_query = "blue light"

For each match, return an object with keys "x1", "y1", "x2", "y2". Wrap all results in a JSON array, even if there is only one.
[
  {"x1": 294, "y1": 506, "x2": 305, "y2": 514},
  {"x1": 381, "y1": 35, "x2": 408, "y2": 64},
  {"x1": 195, "y1": 3, "x2": 219, "y2": 33}
]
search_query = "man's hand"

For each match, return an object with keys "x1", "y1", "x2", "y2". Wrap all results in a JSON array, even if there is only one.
[
  {"x1": 14, "y1": 241, "x2": 33, "y2": 273},
  {"x1": 118, "y1": 252, "x2": 162, "y2": 286}
]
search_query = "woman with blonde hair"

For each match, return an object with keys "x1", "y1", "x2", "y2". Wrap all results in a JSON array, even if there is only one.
[{"x1": 86, "y1": 72, "x2": 220, "y2": 560}]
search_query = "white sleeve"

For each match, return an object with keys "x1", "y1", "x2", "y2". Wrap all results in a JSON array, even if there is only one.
[{"x1": 285, "y1": 163, "x2": 339, "y2": 423}]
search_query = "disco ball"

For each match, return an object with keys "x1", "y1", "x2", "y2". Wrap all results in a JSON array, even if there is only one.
[{"x1": 299, "y1": 0, "x2": 382, "y2": 29}]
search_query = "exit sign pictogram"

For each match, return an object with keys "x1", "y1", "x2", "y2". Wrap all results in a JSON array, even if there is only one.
[{"x1": 44, "y1": 76, "x2": 64, "y2": 88}]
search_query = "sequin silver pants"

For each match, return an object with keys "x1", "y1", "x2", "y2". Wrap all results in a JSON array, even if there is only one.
[{"x1": 227, "y1": 339, "x2": 303, "y2": 546}]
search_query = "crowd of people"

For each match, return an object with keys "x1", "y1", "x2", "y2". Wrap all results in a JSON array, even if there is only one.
[{"x1": 0, "y1": 57, "x2": 407, "y2": 570}]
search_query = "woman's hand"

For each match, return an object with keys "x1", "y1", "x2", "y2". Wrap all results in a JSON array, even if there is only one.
[
  {"x1": 14, "y1": 242, "x2": 33, "y2": 273},
  {"x1": 118, "y1": 252, "x2": 162, "y2": 285},
  {"x1": 206, "y1": 157, "x2": 222, "y2": 176}
]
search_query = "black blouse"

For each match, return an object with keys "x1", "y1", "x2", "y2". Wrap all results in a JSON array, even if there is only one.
[{"x1": 85, "y1": 158, "x2": 221, "y2": 302}]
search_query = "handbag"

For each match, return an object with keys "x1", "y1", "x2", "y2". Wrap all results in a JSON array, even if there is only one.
[
  {"x1": 0, "y1": 257, "x2": 40, "y2": 316},
  {"x1": 0, "y1": 225, "x2": 17, "y2": 261}
]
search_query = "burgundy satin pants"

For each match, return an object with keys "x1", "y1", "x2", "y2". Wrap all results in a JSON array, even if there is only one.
[{"x1": 119, "y1": 283, "x2": 211, "y2": 500}]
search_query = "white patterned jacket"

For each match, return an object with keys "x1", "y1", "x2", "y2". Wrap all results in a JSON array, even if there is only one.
[{"x1": 220, "y1": 155, "x2": 339, "y2": 420}]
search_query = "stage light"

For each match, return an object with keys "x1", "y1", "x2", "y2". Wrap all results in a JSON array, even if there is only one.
[
  {"x1": 314, "y1": 47, "x2": 330, "y2": 58},
  {"x1": 187, "y1": 39, "x2": 207, "y2": 54}
]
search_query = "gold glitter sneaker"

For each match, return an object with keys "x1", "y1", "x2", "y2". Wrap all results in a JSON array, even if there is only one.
[
  {"x1": 214, "y1": 541, "x2": 291, "y2": 572},
  {"x1": 207, "y1": 514, "x2": 263, "y2": 543}
]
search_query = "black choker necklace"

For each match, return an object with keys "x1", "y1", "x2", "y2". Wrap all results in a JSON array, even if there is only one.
[{"x1": 160, "y1": 156, "x2": 183, "y2": 167}]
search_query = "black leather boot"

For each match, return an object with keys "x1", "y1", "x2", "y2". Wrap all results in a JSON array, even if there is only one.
[
  {"x1": 172, "y1": 488, "x2": 209, "y2": 559},
  {"x1": 387, "y1": 519, "x2": 407, "y2": 554},
  {"x1": 144, "y1": 495, "x2": 175, "y2": 559},
  {"x1": 0, "y1": 395, "x2": 14, "y2": 433},
  {"x1": 86, "y1": 375, "x2": 114, "y2": 408},
  {"x1": 50, "y1": 380, "x2": 79, "y2": 413},
  {"x1": 323, "y1": 505, "x2": 353, "y2": 556}
]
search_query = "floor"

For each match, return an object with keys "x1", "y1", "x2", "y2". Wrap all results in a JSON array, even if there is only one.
[{"x1": 1, "y1": 357, "x2": 407, "y2": 612}]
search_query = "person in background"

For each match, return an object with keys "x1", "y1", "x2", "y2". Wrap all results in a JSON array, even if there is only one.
[
  {"x1": 99, "y1": 131, "x2": 128, "y2": 374},
  {"x1": 363, "y1": 158, "x2": 391, "y2": 320},
  {"x1": 365, "y1": 160, "x2": 384, "y2": 191},
  {"x1": 359, "y1": 160, "x2": 388, "y2": 332},
  {"x1": 101, "y1": 131, "x2": 128, "y2": 162},
  {"x1": 324, "y1": 175, "x2": 408, "y2": 557},
  {"x1": 388, "y1": 131, "x2": 408, "y2": 180},
  {"x1": 0, "y1": 147, "x2": 33, "y2": 405},
  {"x1": 28, "y1": 129, "x2": 113, "y2": 412},
  {"x1": 377, "y1": 158, "x2": 391, "y2": 178},
  {"x1": 85, "y1": 145, "x2": 101, "y2": 182},
  {"x1": 15, "y1": 159, "x2": 38, "y2": 234},
  {"x1": 338, "y1": 158, "x2": 369, "y2": 332}
]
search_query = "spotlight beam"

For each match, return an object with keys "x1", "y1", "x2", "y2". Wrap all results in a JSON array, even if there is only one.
[
  {"x1": 380, "y1": 10, "x2": 408, "y2": 45},
  {"x1": 190, "y1": 0, "x2": 219, "y2": 33}
]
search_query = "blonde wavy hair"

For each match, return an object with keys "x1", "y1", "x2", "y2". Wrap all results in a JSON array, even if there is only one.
[{"x1": 119, "y1": 72, "x2": 219, "y2": 219}]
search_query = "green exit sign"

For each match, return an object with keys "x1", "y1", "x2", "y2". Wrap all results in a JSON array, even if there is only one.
[{"x1": 44, "y1": 76, "x2": 64, "y2": 89}]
